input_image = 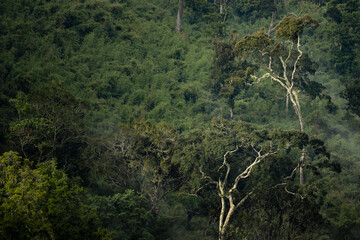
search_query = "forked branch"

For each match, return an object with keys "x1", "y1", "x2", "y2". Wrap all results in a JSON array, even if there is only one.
[{"x1": 217, "y1": 144, "x2": 279, "y2": 240}]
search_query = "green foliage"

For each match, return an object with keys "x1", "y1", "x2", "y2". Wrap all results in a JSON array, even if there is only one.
[
  {"x1": 83, "y1": 120, "x2": 180, "y2": 214},
  {"x1": 90, "y1": 190, "x2": 158, "y2": 240},
  {"x1": 220, "y1": 67, "x2": 253, "y2": 97},
  {"x1": 342, "y1": 78, "x2": 360, "y2": 116},
  {"x1": 0, "y1": 151, "x2": 95, "y2": 239},
  {"x1": 8, "y1": 82, "x2": 87, "y2": 178},
  {"x1": 204, "y1": 12, "x2": 226, "y2": 36},
  {"x1": 325, "y1": 0, "x2": 360, "y2": 75},
  {"x1": 0, "y1": 0, "x2": 359, "y2": 239},
  {"x1": 229, "y1": 186, "x2": 331, "y2": 240},
  {"x1": 231, "y1": 16, "x2": 324, "y2": 102},
  {"x1": 234, "y1": 30, "x2": 274, "y2": 55},
  {"x1": 275, "y1": 15, "x2": 319, "y2": 42},
  {"x1": 210, "y1": 33, "x2": 257, "y2": 114},
  {"x1": 175, "y1": 117, "x2": 312, "y2": 192},
  {"x1": 173, "y1": 118, "x2": 336, "y2": 239},
  {"x1": 232, "y1": 0, "x2": 277, "y2": 20}
]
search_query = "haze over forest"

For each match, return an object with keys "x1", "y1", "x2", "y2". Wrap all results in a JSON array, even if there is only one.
[{"x1": 0, "y1": 0, "x2": 359, "y2": 239}]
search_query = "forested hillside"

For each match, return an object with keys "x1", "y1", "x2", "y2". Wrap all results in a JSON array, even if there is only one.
[{"x1": 0, "y1": 0, "x2": 359, "y2": 239}]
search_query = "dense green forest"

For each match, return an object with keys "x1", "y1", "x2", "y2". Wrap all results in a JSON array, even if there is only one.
[{"x1": 0, "y1": 0, "x2": 359, "y2": 239}]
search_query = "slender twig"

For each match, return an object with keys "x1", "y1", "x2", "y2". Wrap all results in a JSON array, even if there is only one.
[{"x1": 272, "y1": 182, "x2": 305, "y2": 199}]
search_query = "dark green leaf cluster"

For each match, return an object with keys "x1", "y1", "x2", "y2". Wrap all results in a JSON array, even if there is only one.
[
  {"x1": 232, "y1": 0, "x2": 277, "y2": 20},
  {"x1": 90, "y1": 190, "x2": 157, "y2": 240},
  {"x1": 220, "y1": 67, "x2": 253, "y2": 97},
  {"x1": 275, "y1": 15, "x2": 319, "y2": 42},
  {"x1": 325, "y1": 0, "x2": 360, "y2": 74},
  {"x1": 324, "y1": 0, "x2": 360, "y2": 116},
  {"x1": 234, "y1": 30, "x2": 274, "y2": 55},
  {"x1": 8, "y1": 82, "x2": 87, "y2": 172},
  {"x1": 341, "y1": 78, "x2": 360, "y2": 116},
  {"x1": 230, "y1": 185, "x2": 330, "y2": 239}
]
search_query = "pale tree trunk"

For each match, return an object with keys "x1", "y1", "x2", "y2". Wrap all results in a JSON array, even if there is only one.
[
  {"x1": 295, "y1": 95, "x2": 306, "y2": 185},
  {"x1": 289, "y1": 89, "x2": 305, "y2": 184},
  {"x1": 250, "y1": 34, "x2": 306, "y2": 185},
  {"x1": 199, "y1": 146, "x2": 278, "y2": 240},
  {"x1": 219, "y1": 0, "x2": 228, "y2": 16},
  {"x1": 268, "y1": 0, "x2": 279, "y2": 35},
  {"x1": 218, "y1": 193, "x2": 251, "y2": 240},
  {"x1": 299, "y1": 148, "x2": 306, "y2": 184},
  {"x1": 290, "y1": 37, "x2": 306, "y2": 185},
  {"x1": 268, "y1": 12, "x2": 276, "y2": 35},
  {"x1": 217, "y1": 0, "x2": 228, "y2": 29},
  {"x1": 219, "y1": 0, "x2": 229, "y2": 14},
  {"x1": 175, "y1": 0, "x2": 184, "y2": 32},
  {"x1": 219, "y1": 196, "x2": 235, "y2": 240},
  {"x1": 285, "y1": 92, "x2": 289, "y2": 118}
]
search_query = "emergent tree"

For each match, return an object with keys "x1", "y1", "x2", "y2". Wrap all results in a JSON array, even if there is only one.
[{"x1": 234, "y1": 15, "x2": 320, "y2": 184}]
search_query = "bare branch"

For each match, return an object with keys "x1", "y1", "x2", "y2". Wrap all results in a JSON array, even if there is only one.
[
  {"x1": 269, "y1": 55, "x2": 274, "y2": 73},
  {"x1": 235, "y1": 191, "x2": 253, "y2": 210},
  {"x1": 248, "y1": 73, "x2": 271, "y2": 86},
  {"x1": 219, "y1": 146, "x2": 239, "y2": 189},
  {"x1": 199, "y1": 167, "x2": 218, "y2": 186},
  {"x1": 194, "y1": 181, "x2": 216, "y2": 195},
  {"x1": 250, "y1": 73, "x2": 288, "y2": 90},
  {"x1": 286, "y1": 10, "x2": 304, "y2": 18},
  {"x1": 285, "y1": 41, "x2": 294, "y2": 63},
  {"x1": 268, "y1": 12, "x2": 276, "y2": 35},
  {"x1": 291, "y1": 34, "x2": 303, "y2": 83},
  {"x1": 285, "y1": 162, "x2": 300, "y2": 180},
  {"x1": 259, "y1": 50, "x2": 270, "y2": 56},
  {"x1": 219, "y1": 146, "x2": 239, "y2": 170},
  {"x1": 230, "y1": 145, "x2": 279, "y2": 193},
  {"x1": 272, "y1": 182, "x2": 306, "y2": 199}
]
